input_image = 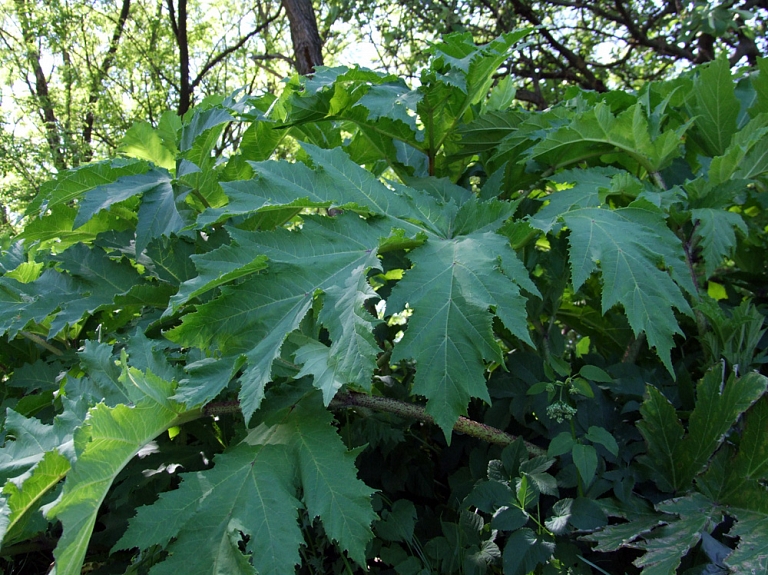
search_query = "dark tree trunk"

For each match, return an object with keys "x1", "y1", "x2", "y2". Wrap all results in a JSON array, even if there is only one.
[
  {"x1": 167, "y1": 0, "x2": 191, "y2": 115},
  {"x1": 14, "y1": 0, "x2": 66, "y2": 171},
  {"x1": 282, "y1": 0, "x2": 324, "y2": 75}
]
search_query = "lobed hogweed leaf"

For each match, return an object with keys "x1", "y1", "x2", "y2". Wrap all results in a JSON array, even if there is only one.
[
  {"x1": 689, "y1": 57, "x2": 739, "y2": 156},
  {"x1": 285, "y1": 399, "x2": 377, "y2": 564},
  {"x1": 528, "y1": 103, "x2": 683, "y2": 173},
  {"x1": 561, "y1": 204, "x2": 693, "y2": 372},
  {"x1": 134, "y1": 173, "x2": 184, "y2": 254},
  {"x1": 637, "y1": 371, "x2": 767, "y2": 493},
  {"x1": 27, "y1": 159, "x2": 148, "y2": 214},
  {"x1": 636, "y1": 386, "x2": 685, "y2": 492},
  {"x1": 691, "y1": 208, "x2": 747, "y2": 279},
  {"x1": 47, "y1": 369, "x2": 188, "y2": 575},
  {"x1": 631, "y1": 493, "x2": 723, "y2": 575},
  {"x1": 117, "y1": 443, "x2": 300, "y2": 575},
  {"x1": 0, "y1": 449, "x2": 70, "y2": 546},
  {"x1": 528, "y1": 167, "x2": 615, "y2": 234},
  {"x1": 168, "y1": 228, "x2": 270, "y2": 312},
  {"x1": 682, "y1": 371, "x2": 767, "y2": 484},
  {"x1": 705, "y1": 395, "x2": 768, "y2": 511},
  {"x1": 725, "y1": 508, "x2": 768, "y2": 574},
  {"x1": 168, "y1": 216, "x2": 385, "y2": 421},
  {"x1": 119, "y1": 393, "x2": 375, "y2": 575},
  {"x1": 73, "y1": 169, "x2": 170, "y2": 229},
  {"x1": 388, "y1": 230, "x2": 535, "y2": 438},
  {"x1": 0, "y1": 410, "x2": 77, "y2": 486},
  {"x1": 119, "y1": 121, "x2": 176, "y2": 170}
]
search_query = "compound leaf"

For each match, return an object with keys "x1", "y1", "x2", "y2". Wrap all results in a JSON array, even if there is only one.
[
  {"x1": 47, "y1": 369, "x2": 187, "y2": 575},
  {"x1": 562, "y1": 205, "x2": 692, "y2": 371},
  {"x1": 388, "y1": 230, "x2": 533, "y2": 437},
  {"x1": 119, "y1": 393, "x2": 375, "y2": 574}
]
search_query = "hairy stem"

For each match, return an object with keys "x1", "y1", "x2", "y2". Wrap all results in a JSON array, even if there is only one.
[
  {"x1": 203, "y1": 393, "x2": 545, "y2": 456},
  {"x1": 332, "y1": 391, "x2": 546, "y2": 456},
  {"x1": 621, "y1": 332, "x2": 645, "y2": 364},
  {"x1": 20, "y1": 331, "x2": 63, "y2": 356}
]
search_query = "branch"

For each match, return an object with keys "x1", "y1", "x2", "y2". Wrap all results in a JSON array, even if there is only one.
[
  {"x1": 203, "y1": 393, "x2": 546, "y2": 457},
  {"x1": 82, "y1": 0, "x2": 131, "y2": 160},
  {"x1": 13, "y1": 0, "x2": 66, "y2": 171},
  {"x1": 166, "y1": 0, "x2": 191, "y2": 115},
  {"x1": 190, "y1": 10, "x2": 281, "y2": 92},
  {"x1": 20, "y1": 331, "x2": 63, "y2": 356},
  {"x1": 507, "y1": 0, "x2": 608, "y2": 92}
]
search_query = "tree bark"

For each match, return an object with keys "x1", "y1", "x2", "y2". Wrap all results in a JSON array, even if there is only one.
[
  {"x1": 13, "y1": 0, "x2": 66, "y2": 171},
  {"x1": 281, "y1": 0, "x2": 324, "y2": 75},
  {"x1": 167, "y1": 0, "x2": 191, "y2": 115},
  {"x1": 82, "y1": 0, "x2": 131, "y2": 162}
]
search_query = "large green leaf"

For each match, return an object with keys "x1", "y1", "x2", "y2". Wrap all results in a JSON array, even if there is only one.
[
  {"x1": 636, "y1": 386, "x2": 686, "y2": 492},
  {"x1": 117, "y1": 443, "x2": 300, "y2": 575},
  {"x1": 707, "y1": 396, "x2": 768, "y2": 511},
  {"x1": 528, "y1": 103, "x2": 683, "y2": 173},
  {"x1": 725, "y1": 509, "x2": 768, "y2": 574},
  {"x1": 682, "y1": 371, "x2": 767, "y2": 482},
  {"x1": 168, "y1": 229, "x2": 269, "y2": 311},
  {"x1": 388, "y1": 224, "x2": 536, "y2": 437},
  {"x1": 73, "y1": 169, "x2": 171, "y2": 229},
  {"x1": 637, "y1": 371, "x2": 768, "y2": 492},
  {"x1": 561, "y1": 204, "x2": 692, "y2": 371},
  {"x1": 27, "y1": 159, "x2": 148, "y2": 214},
  {"x1": 0, "y1": 244, "x2": 142, "y2": 339},
  {"x1": 691, "y1": 208, "x2": 747, "y2": 279},
  {"x1": 528, "y1": 167, "x2": 616, "y2": 233},
  {"x1": 47, "y1": 368, "x2": 190, "y2": 575},
  {"x1": 689, "y1": 57, "x2": 739, "y2": 156},
  {"x1": 0, "y1": 449, "x2": 70, "y2": 546},
  {"x1": 633, "y1": 493, "x2": 723, "y2": 575},
  {"x1": 0, "y1": 411, "x2": 75, "y2": 487},
  {"x1": 119, "y1": 121, "x2": 177, "y2": 170},
  {"x1": 168, "y1": 216, "x2": 385, "y2": 420},
  {"x1": 117, "y1": 393, "x2": 375, "y2": 575}
]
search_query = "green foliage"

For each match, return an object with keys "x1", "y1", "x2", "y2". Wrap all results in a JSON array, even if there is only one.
[{"x1": 0, "y1": 32, "x2": 767, "y2": 575}]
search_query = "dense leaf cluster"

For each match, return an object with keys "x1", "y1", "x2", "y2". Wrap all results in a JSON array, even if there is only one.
[{"x1": 0, "y1": 32, "x2": 767, "y2": 575}]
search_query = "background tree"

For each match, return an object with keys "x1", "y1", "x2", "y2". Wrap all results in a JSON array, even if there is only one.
[
  {"x1": 0, "y1": 0, "x2": 346, "y2": 235},
  {"x1": 283, "y1": 0, "x2": 325, "y2": 74},
  {"x1": 349, "y1": 0, "x2": 768, "y2": 107},
  {"x1": 2, "y1": 0, "x2": 767, "y2": 239}
]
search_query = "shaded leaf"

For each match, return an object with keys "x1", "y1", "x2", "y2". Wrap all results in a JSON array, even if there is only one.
[{"x1": 562, "y1": 205, "x2": 692, "y2": 371}]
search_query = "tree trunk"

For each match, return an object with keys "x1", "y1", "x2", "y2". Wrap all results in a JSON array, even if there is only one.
[
  {"x1": 167, "y1": 0, "x2": 191, "y2": 115},
  {"x1": 13, "y1": 0, "x2": 66, "y2": 171},
  {"x1": 281, "y1": 0, "x2": 324, "y2": 75}
]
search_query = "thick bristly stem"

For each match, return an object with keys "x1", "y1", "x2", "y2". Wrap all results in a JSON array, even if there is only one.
[{"x1": 203, "y1": 392, "x2": 545, "y2": 456}]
